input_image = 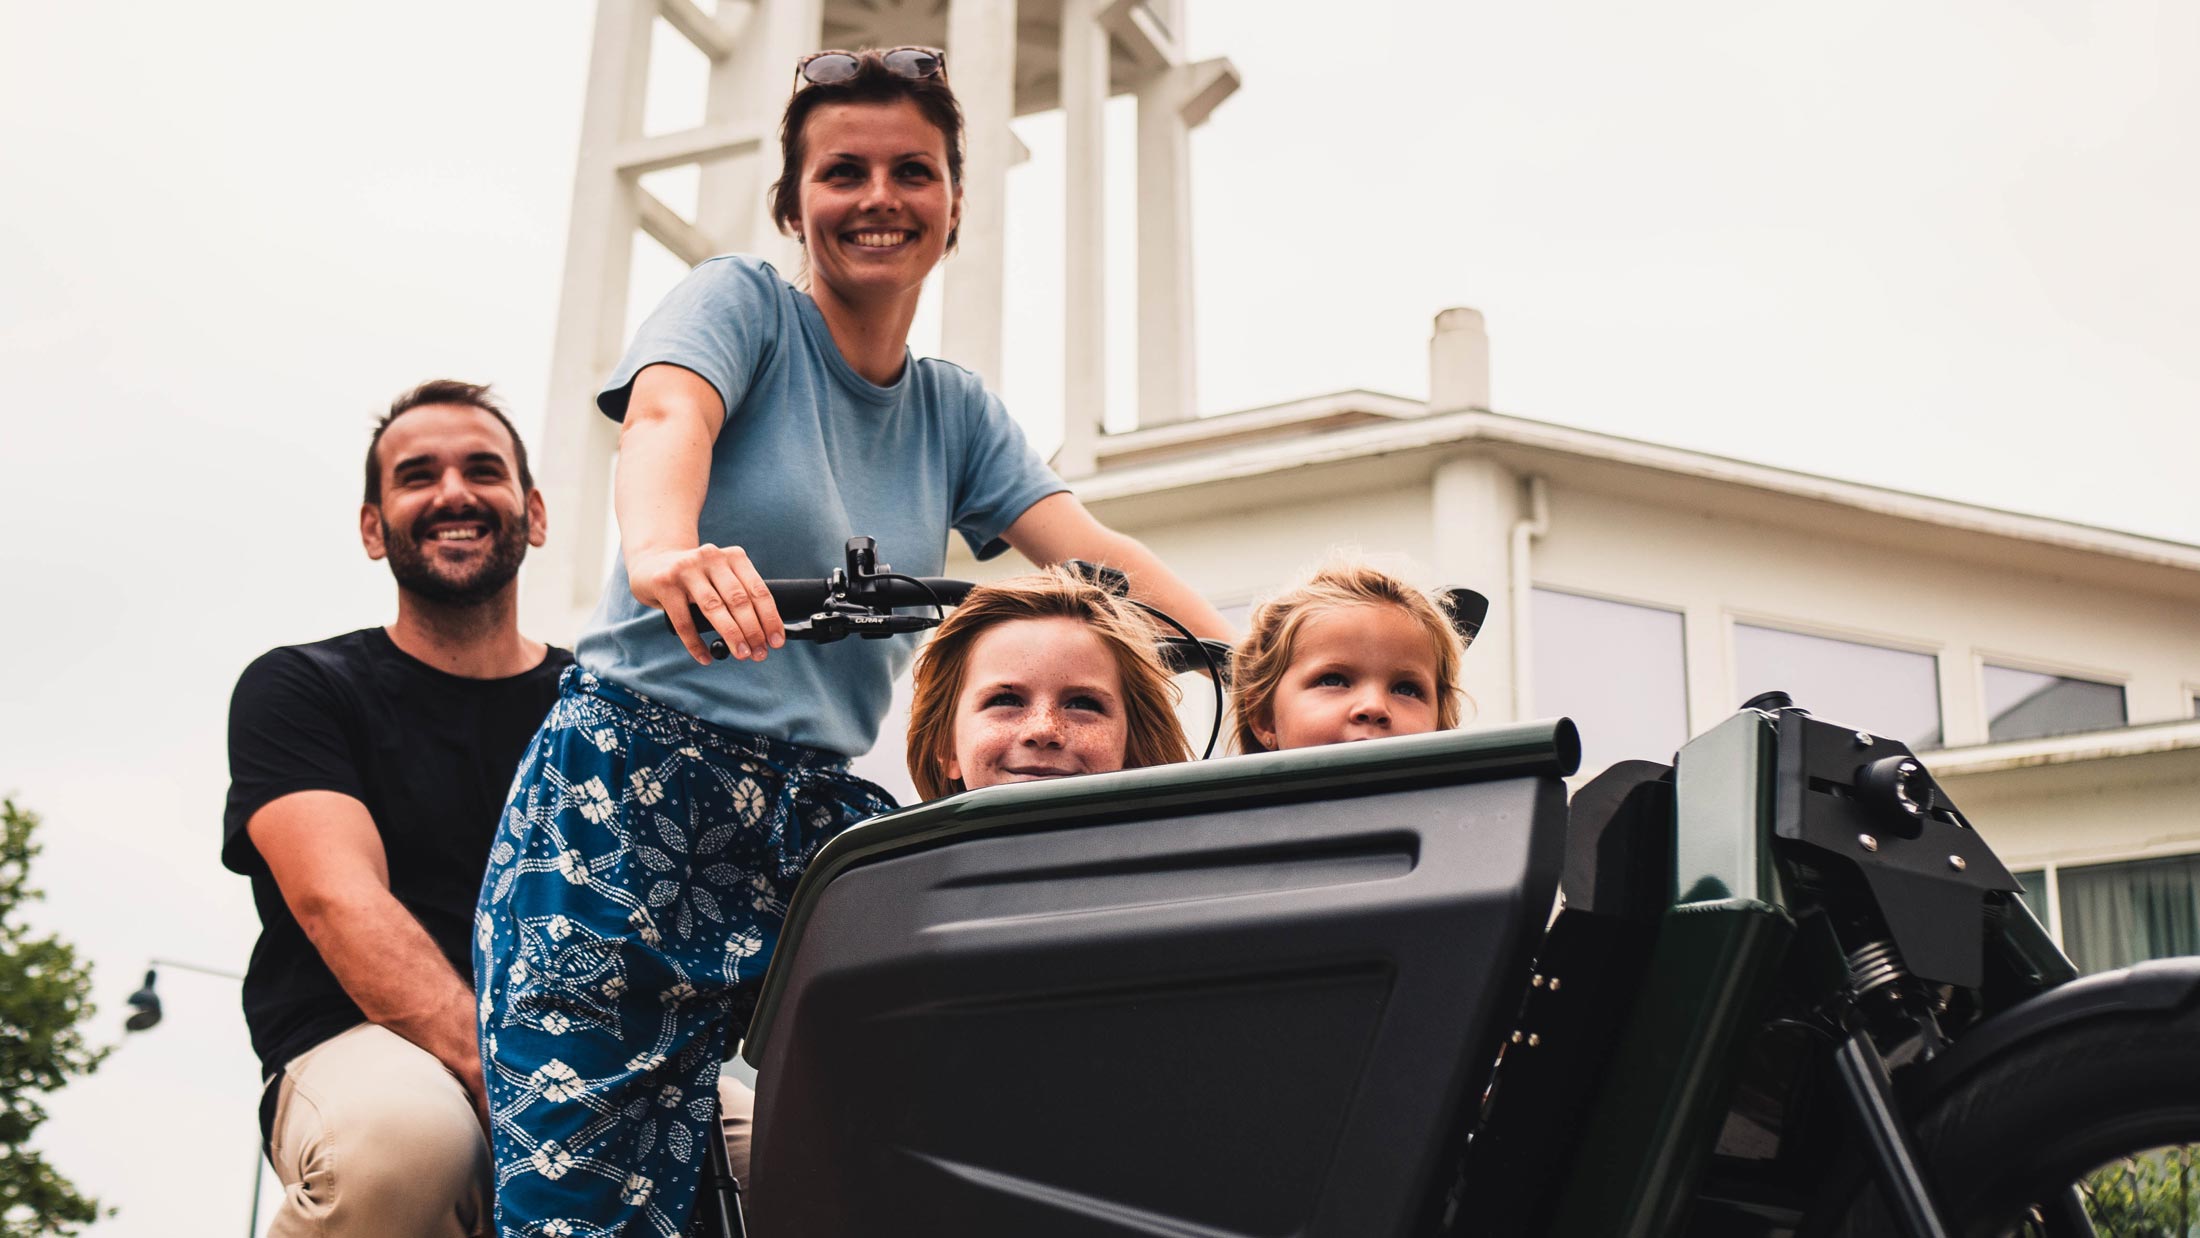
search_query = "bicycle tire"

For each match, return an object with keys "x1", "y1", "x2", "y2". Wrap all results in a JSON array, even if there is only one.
[{"x1": 1820, "y1": 998, "x2": 2200, "y2": 1237}]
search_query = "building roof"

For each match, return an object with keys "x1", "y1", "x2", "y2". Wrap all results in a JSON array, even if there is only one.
[
  {"x1": 1927, "y1": 717, "x2": 2200, "y2": 779},
  {"x1": 1069, "y1": 391, "x2": 2200, "y2": 599}
]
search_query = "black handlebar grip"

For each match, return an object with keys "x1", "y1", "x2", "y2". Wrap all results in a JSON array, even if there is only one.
[
  {"x1": 761, "y1": 578, "x2": 832, "y2": 615},
  {"x1": 669, "y1": 581, "x2": 830, "y2": 656}
]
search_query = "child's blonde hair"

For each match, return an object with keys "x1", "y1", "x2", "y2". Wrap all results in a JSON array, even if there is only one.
[
  {"x1": 1229, "y1": 564, "x2": 1469, "y2": 754},
  {"x1": 906, "y1": 568, "x2": 1193, "y2": 800}
]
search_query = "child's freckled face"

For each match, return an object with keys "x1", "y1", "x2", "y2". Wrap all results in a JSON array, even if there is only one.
[
  {"x1": 1257, "y1": 604, "x2": 1442, "y2": 751},
  {"x1": 947, "y1": 617, "x2": 1130, "y2": 791}
]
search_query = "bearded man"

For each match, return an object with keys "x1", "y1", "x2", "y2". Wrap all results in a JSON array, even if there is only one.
[{"x1": 222, "y1": 381, "x2": 750, "y2": 1237}]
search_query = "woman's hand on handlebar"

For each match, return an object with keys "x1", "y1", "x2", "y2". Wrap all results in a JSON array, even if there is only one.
[{"x1": 629, "y1": 544, "x2": 786, "y2": 665}]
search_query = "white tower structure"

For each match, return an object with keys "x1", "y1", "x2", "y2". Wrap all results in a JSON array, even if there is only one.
[{"x1": 527, "y1": 0, "x2": 1240, "y2": 637}]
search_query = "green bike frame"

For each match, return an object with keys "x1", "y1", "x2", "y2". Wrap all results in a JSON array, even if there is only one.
[{"x1": 1546, "y1": 708, "x2": 2074, "y2": 1238}]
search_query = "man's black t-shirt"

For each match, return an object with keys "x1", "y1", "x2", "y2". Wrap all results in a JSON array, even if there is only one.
[{"x1": 222, "y1": 627, "x2": 571, "y2": 1077}]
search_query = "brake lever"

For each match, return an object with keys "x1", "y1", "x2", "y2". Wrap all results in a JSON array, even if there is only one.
[
  {"x1": 798, "y1": 609, "x2": 943, "y2": 643},
  {"x1": 859, "y1": 614, "x2": 937, "y2": 638},
  {"x1": 693, "y1": 609, "x2": 931, "y2": 656},
  {"x1": 781, "y1": 617, "x2": 830, "y2": 643},
  {"x1": 688, "y1": 608, "x2": 830, "y2": 658}
]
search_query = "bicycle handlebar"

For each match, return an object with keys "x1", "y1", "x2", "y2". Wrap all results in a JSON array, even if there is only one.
[{"x1": 757, "y1": 576, "x2": 974, "y2": 616}]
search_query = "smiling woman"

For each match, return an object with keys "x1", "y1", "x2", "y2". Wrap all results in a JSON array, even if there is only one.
[
  {"x1": 470, "y1": 46, "x2": 1228, "y2": 1238},
  {"x1": 780, "y1": 95, "x2": 958, "y2": 376}
]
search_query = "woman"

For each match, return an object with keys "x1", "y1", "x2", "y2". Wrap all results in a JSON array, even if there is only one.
[
  {"x1": 474, "y1": 46, "x2": 1227, "y2": 1237},
  {"x1": 904, "y1": 568, "x2": 1193, "y2": 800}
]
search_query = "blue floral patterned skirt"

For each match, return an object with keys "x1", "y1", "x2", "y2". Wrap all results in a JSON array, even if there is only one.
[{"x1": 474, "y1": 667, "x2": 894, "y2": 1237}]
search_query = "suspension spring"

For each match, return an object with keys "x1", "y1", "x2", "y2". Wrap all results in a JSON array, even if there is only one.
[
  {"x1": 1846, "y1": 937, "x2": 1951, "y2": 1062},
  {"x1": 1847, "y1": 939, "x2": 1909, "y2": 1001}
]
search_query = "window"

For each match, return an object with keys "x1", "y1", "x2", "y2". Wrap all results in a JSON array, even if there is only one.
[
  {"x1": 1733, "y1": 624, "x2": 1942, "y2": 749},
  {"x1": 1983, "y1": 665, "x2": 2125, "y2": 743},
  {"x1": 1533, "y1": 589, "x2": 1689, "y2": 777},
  {"x1": 2058, "y1": 854, "x2": 2200, "y2": 975},
  {"x1": 2012, "y1": 868, "x2": 2048, "y2": 920}
]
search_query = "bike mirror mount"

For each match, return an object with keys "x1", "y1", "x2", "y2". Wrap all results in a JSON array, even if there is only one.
[
  {"x1": 1742, "y1": 689, "x2": 1801, "y2": 715},
  {"x1": 1064, "y1": 559, "x2": 1129, "y2": 597},
  {"x1": 1161, "y1": 638, "x2": 1234, "y2": 684},
  {"x1": 845, "y1": 536, "x2": 878, "y2": 578},
  {"x1": 1443, "y1": 587, "x2": 1490, "y2": 645}
]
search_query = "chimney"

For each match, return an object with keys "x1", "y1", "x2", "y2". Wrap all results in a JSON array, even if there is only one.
[{"x1": 1428, "y1": 307, "x2": 1490, "y2": 411}]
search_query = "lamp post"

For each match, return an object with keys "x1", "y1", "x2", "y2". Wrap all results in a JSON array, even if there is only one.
[
  {"x1": 122, "y1": 957, "x2": 243, "y2": 1031},
  {"x1": 121, "y1": 956, "x2": 263, "y2": 1238}
]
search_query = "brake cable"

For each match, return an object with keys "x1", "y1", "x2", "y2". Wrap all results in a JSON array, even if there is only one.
[{"x1": 1062, "y1": 560, "x2": 1228, "y2": 762}]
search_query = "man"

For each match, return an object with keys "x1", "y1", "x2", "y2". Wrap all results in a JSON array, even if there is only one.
[{"x1": 223, "y1": 381, "x2": 752, "y2": 1237}]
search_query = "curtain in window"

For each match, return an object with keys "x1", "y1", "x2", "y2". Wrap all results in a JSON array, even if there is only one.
[{"x1": 2058, "y1": 854, "x2": 2200, "y2": 974}]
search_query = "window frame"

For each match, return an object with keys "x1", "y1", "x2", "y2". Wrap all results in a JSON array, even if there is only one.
[
  {"x1": 1722, "y1": 610, "x2": 1945, "y2": 746},
  {"x1": 1973, "y1": 649, "x2": 2130, "y2": 745},
  {"x1": 2008, "y1": 867, "x2": 2063, "y2": 943}
]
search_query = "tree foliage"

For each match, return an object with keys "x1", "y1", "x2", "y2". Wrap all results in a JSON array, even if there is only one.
[
  {"x1": 0, "y1": 797, "x2": 108, "y2": 1237},
  {"x1": 2081, "y1": 1143, "x2": 2199, "y2": 1236}
]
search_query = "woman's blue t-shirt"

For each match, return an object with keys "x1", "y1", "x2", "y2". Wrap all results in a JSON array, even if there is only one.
[{"x1": 576, "y1": 256, "x2": 1066, "y2": 758}]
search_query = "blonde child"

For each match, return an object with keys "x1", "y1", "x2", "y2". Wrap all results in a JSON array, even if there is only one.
[
  {"x1": 1230, "y1": 564, "x2": 1469, "y2": 753},
  {"x1": 907, "y1": 569, "x2": 1194, "y2": 799}
]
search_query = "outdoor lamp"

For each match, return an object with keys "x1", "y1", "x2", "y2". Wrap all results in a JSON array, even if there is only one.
[
  {"x1": 124, "y1": 968, "x2": 163, "y2": 1032},
  {"x1": 120, "y1": 958, "x2": 240, "y2": 1035},
  {"x1": 113, "y1": 956, "x2": 258, "y2": 1234}
]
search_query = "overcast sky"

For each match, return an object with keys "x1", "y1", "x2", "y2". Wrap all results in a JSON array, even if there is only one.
[{"x1": 4, "y1": 2, "x2": 2197, "y2": 1233}]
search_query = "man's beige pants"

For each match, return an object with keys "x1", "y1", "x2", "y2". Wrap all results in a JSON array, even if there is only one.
[{"x1": 265, "y1": 1022, "x2": 755, "y2": 1237}]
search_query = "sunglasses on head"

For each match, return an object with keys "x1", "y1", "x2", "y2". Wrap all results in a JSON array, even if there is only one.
[{"x1": 796, "y1": 46, "x2": 947, "y2": 89}]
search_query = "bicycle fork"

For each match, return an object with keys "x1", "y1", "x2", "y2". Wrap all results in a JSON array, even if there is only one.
[
  {"x1": 696, "y1": 1108, "x2": 748, "y2": 1238},
  {"x1": 1831, "y1": 1027, "x2": 1951, "y2": 1238},
  {"x1": 1834, "y1": 1027, "x2": 2101, "y2": 1238}
]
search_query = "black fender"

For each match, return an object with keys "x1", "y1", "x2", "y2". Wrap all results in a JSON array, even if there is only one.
[{"x1": 1905, "y1": 956, "x2": 2200, "y2": 1104}]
